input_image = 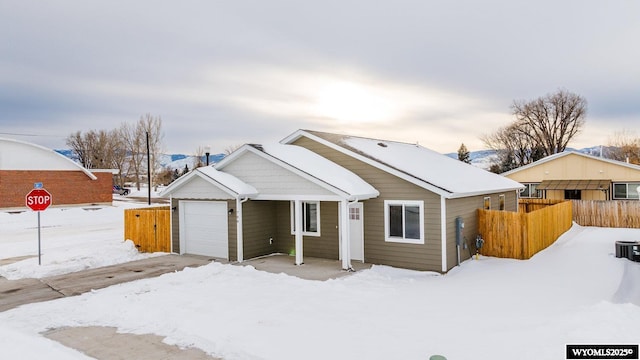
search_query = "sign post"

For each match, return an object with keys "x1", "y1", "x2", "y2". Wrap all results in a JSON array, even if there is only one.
[{"x1": 26, "y1": 186, "x2": 52, "y2": 265}]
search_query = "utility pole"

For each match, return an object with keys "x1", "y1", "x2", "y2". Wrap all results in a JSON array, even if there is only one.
[{"x1": 146, "y1": 131, "x2": 151, "y2": 205}]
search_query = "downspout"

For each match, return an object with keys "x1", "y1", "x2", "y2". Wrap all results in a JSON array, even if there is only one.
[{"x1": 236, "y1": 196, "x2": 249, "y2": 263}]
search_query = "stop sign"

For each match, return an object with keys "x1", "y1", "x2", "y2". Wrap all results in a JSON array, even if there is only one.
[{"x1": 26, "y1": 188, "x2": 52, "y2": 211}]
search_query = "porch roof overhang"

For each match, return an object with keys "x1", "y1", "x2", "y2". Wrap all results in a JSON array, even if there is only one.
[{"x1": 537, "y1": 179, "x2": 611, "y2": 191}]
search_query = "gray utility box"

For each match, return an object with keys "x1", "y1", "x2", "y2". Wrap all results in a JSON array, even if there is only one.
[{"x1": 615, "y1": 241, "x2": 640, "y2": 262}]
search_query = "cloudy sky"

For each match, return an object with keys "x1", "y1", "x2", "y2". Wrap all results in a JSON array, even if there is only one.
[{"x1": 1, "y1": 1, "x2": 638, "y2": 155}]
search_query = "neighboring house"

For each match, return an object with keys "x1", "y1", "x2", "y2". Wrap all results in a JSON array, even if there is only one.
[
  {"x1": 0, "y1": 138, "x2": 114, "y2": 210},
  {"x1": 161, "y1": 130, "x2": 523, "y2": 273},
  {"x1": 502, "y1": 151, "x2": 640, "y2": 201}
]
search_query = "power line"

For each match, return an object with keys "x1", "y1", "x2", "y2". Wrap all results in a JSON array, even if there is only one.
[{"x1": 0, "y1": 131, "x2": 67, "y2": 138}]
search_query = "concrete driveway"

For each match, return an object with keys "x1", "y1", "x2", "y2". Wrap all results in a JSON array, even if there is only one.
[
  {"x1": 0, "y1": 254, "x2": 212, "y2": 312},
  {"x1": 1, "y1": 253, "x2": 369, "y2": 360},
  {"x1": 1, "y1": 254, "x2": 218, "y2": 359}
]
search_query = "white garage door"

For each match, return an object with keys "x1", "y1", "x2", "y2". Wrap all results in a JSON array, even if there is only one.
[{"x1": 180, "y1": 201, "x2": 229, "y2": 259}]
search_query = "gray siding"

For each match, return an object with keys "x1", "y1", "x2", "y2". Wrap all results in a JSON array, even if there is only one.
[
  {"x1": 226, "y1": 199, "x2": 237, "y2": 261},
  {"x1": 272, "y1": 201, "x2": 340, "y2": 260},
  {"x1": 222, "y1": 151, "x2": 335, "y2": 197},
  {"x1": 293, "y1": 137, "x2": 443, "y2": 271},
  {"x1": 275, "y1": 201, "x2": 294, "y2": 255},
  {"x1": 241, "y1": 200, "x2": 278, "y2": 259},
  {"x1": 171, "y1": 198, "x2": 180, "y2": 253},
  {"x1": 445, "y1": 191, "x2": 518, "y2": 270},
  {"x1": 171, "y1": 175, "x2": 234, "y2": 200}
]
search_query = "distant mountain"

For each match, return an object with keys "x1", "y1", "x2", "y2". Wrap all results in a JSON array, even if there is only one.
[
  {"x1": 444, "y1": 149, "x2": 498, "y2": 170},
  {"x1": 55, "y1": 149, "x2": 75, "y2": 159},
  {"x1": 158, "y1": 153, "x2": 225, "y2": 171},
  {"x1": 55, "y1": 150, "x2": 226, "y2": 171},
  {"x1": 445, "y1": 146, "x2": 607, "y2": 170}
]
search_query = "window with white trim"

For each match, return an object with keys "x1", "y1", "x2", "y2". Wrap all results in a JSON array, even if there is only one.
[
  {"x1": 613, "y1": 182, "x2": 640, "y2": 200},
  {"x1": 499, "y1": 194, "x2": 505, "y2": 211},
  {"x1": 483, "y1": 197, "x2": 491, "y2": 210},
  {"x1": 290, "y1": 201, "x2": 321, "y2": 236},
  {"x1": 384, "y1": 200, "x2": 424, "y2": 244}
]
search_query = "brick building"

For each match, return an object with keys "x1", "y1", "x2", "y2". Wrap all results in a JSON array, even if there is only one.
[{"x1": 0, "y1": 138, "x2": 114, "y2": 211}]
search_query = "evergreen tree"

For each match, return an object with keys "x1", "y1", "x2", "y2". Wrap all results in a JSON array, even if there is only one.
[
  {"x1": 457, "y1": 143, "x2": 471, "y2": 164},
  {"x1": 182, "y1": 164, "x2": 190, "y2": 176}
]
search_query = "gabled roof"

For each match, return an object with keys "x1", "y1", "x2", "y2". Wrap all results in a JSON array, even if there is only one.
[
  {"x1": 160, "y1": 166, "x2": 258, "y2": 199},
  {"x1": 501, "y1": 151, "x2": 640, "y2": 176},
  {"x1": 281, "y1": 130, "x2": 523, "y2": 198},
  {"x1": 0, "y1": 137, "x2": 97, "y2": 180},
  {"x1": 216, "y1": 143, "x2": 379, "y2": 200}
]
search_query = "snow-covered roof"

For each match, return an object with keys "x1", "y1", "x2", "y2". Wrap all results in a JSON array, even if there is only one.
[
  {"x1": 260, "y1": 143, "x2": 379, "y2": 200},
  {"x1": 0, "y1": 137, "x2": 97, "y2": 180},
  {"x1": 500, "y1": 151, "x2": 640, "y2": 176},
  {"x1": 283, "y1": 130, "x2": 523, "y2": 198},
  {"x1": 160, "y1": 166, "x2": 258, "y2": 198},
  {"x1": 216, "y1": 143, "x2": 379, "y2": 200},
  {"x1": 197, "y1": 166, "x2": 258, "y2": 197}
]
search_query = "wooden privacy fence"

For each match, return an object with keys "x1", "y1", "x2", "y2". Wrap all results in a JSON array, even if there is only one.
[
  {"x1": 573, "y1": 200, "x2": 640, "y2": 228},
  {"x1": 124, "y1": 206, "x2": 171, "y2": 253},
  {"x1": 519, "y1": 199, "x2": 564, "y2": 213},
  {"x1": 478, "y1": 201, "x2": 573, "y2": 260}
]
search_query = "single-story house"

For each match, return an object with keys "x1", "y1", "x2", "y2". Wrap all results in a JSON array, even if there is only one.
[
  {"x1": 502, "y1": 151, "x2": 640, "y2": 201},
  {"x1": 161, "y1": 130, "x2": 524, "y2": 273},
  {"x1": 0, "y1": 137, "x2": 114, "y2": 210}
]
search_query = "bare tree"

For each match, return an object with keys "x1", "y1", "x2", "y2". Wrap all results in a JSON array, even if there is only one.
[
  {"x1": 512, "y1": 89, "x2": 587, "y2": 157},
  {"x1": 607, "y1": 129, "x2": 640, "y2": 165},
  {"x1": 66, "y1": 131, "x2": 92, "y2": 168},
  {"x1": 120, "y1": 121, "x2": 145, "y2": 190},
  {"x1": 193, "y1": 146, "x2": 205, "y2": 168},
  {"x1": 224, "y1": 144, "x2": 243, "y2": 156},
  {"x1": 120, "y1": 114, "x2": 164, "y2": 190},
  {"x1": 109, "y1": 130, "x2": 127, "y2": 186},
  {"x1": 139, "y1": 114, "x2": 164, "y2": 189},
  {"x1": 66, "y1": 129, "x2": 126, "y2": 174},
  {"x1": 482, "y1": 123, "x2": 546, "y2": 173}
]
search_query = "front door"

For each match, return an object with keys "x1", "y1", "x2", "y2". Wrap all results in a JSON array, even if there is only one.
[{"x1": 349, "y1": 202, "x2": 364, "y2": 262}]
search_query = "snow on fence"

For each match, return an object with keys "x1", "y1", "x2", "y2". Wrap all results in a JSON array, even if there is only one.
[
  {"x1": 478, "y1": 201, "x2": 573, "y2": 259},
  {"x1": 572, "y1": 200, "x2": 640, "y2": 228},
  {"x1": 124, "y1": 206, "x2": 171, "y2": 253}
]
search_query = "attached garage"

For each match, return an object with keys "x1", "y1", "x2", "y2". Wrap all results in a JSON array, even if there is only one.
[
  {"x1": 179, "y1": 200, "x2": 229, "y2": 259},
  {"x1": 163, "y1": 167, "x2": 258, "y2": 261}
]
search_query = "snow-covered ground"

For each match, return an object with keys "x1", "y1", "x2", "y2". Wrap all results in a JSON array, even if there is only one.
[
  {"x1": 0, "y1": 200, "x2": 164, "y2": 280},
  {"x1": 1, "y1": 198, "x2": 639, "y2": 360}
]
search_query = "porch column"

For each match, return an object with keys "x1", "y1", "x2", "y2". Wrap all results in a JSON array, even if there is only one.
[
  {"x1": 294, "y1": 199, "x2": 304, "y2": 265},
  {"x1": 340, "y1": 200, "x2": 351, "y2": 270},
  {"x1": 236, "y1": 197, "x2": 244, "y2": 263}
]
